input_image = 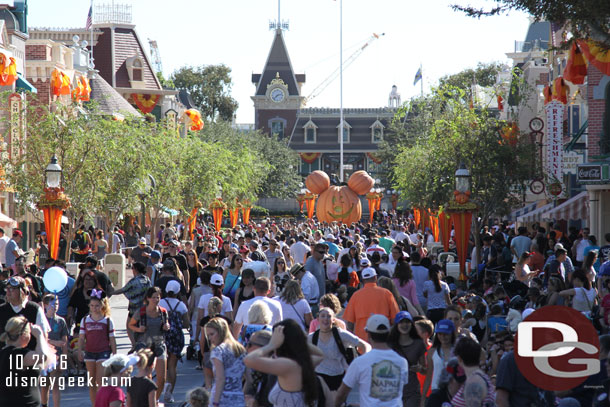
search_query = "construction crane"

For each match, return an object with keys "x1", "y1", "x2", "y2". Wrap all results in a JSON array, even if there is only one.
[
  {"x1": 304, "y1": 33, "x2": 384, "y2": 105},
  {"x1": 148, "y1": 38, "x2": 163, "y2": 74}
]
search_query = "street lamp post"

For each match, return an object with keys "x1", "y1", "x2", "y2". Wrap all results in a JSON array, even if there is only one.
[
  {"x1": 445, "y1": 163, "x2": 476, "y2": 282},
  {"x1": 37, "y1": 155, "x2": 70, "y2": 260}
]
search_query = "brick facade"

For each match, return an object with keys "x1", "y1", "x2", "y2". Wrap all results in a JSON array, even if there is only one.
[{"x1": 25, "y1": 44, "x2": 47, "y2": 60}]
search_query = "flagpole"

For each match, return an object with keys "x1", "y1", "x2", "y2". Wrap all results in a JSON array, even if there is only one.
[
  {"x1": 339, "y1": 0, "x2": 344, "y2": 183},
  {"x1": 90, "y1": 0, "x2": 94, "y2": 66}
]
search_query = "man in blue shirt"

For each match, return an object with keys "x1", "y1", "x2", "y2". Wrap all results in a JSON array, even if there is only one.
[{"x1": 5, "y1": 229, "x2": 22, "y2": 275}]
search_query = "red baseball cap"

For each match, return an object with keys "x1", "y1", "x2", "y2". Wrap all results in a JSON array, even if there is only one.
[{"x1": 12, "y1": 230, "x2": 22, "y2": 237}]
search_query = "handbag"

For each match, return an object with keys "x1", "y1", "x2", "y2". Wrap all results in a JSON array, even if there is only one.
[{"x1": 312, "y1": 327, "x2": 358, "y2": 365}]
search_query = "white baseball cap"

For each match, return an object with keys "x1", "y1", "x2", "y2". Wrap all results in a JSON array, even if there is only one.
[
  {"x1": 166, "y1": 280, "x2": 181, "y2": 294},
  {"x1": 210, "y1": 274, "x2": 224, "y2": 286},
  {"x1": 361, "y1": 267, "x2": 377, "y2": 279},
  {"x1": 365, "y1": 314, "x2": 390, "y2": 333}
]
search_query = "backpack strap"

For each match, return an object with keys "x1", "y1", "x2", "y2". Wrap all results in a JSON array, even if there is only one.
[
  {"x1": 331, "y1": 327, "x2": 350, "y2": 361},
  {"x1": 312, "y1": 329, "x2": 320, "y2": 346}
]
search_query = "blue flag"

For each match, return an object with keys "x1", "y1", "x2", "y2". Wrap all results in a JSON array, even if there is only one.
[{"x1": 413, "y1": 67, "x2": 422, "y2": 86}]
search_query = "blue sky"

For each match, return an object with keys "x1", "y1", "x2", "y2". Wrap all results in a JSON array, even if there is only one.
[{"x1": 27, "y1": 0, "x2": 531, "y2": 122}]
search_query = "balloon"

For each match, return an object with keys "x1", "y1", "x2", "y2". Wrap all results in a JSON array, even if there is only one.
[{"x1": 43, "y1": 266, "x2": 68, "y2": 293}]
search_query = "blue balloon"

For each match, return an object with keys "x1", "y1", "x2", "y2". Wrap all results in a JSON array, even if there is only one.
[{"x1": 43, "y1": 266, "x2": 68, "y2": 293}]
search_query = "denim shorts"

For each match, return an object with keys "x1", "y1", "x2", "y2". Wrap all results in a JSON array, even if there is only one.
[{"x1": 84, "y1": 350, "x2": 111, "y2": 362}]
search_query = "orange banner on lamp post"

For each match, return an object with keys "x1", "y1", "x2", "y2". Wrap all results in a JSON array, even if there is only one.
[
  {"x1": 439, "y1": 210, "x2": 452, "y2": 252},
  {"x1": 430, "y1": 212, "x2": 440, "y2": 242},
  {"x1": 449, "y1": 211, "x2": 472, "y2": 281},
  {"x1": 241, "y1": 200, "x2": 252, "y2": 225},
  {"x1": 37, "y1": 188, "x2": 70, "y2": 260},
  {"x1": 366, "y1": 193, "x2": 377, "y2": 221},
  {"x1": 413, "y1": 208, "x2": 421, "y2": 229},
  {"x1": 304, "y1": 193, "x2": 317, "y2": 219},
  {"x1": 187, "y1": 200, "x2": 202, "y2": 240},
  {"x1": 230, "y1": 208, "x2": 240, "y2": 228},
  {"x1": 210, "y1": 199, "x2": 226, "y2": 232}
]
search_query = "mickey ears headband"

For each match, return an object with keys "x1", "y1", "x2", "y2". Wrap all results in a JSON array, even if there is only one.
[{"x1": 87, "y1": 288, "x2": 107, "y2": 300}]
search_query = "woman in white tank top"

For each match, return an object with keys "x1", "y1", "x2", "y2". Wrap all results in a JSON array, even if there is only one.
[
  {"x1": 421, "y1": 319, "x2": 457, "y2": 396},
  {"x1": 559, "y1": 270, "x2": 597, "y2": 313}
]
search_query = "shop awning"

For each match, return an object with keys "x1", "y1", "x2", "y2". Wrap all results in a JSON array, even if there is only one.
[
  {"x1": 162, "y1": 206, "x2": 179, "y2": 216},
  {"x1": 517, "y1": 202, "x2": 554, "y2": 223},
  {"x1": 506, "y1": 201, "x2": 538, "y2": 221},
  {"x1": 540, "y1": 191, "x2": 589, "y2": 221},
  {"x1": 0, "y1": 211, "x2": 17, "y2": 228},
  {"x1": 16, "y1": 73, "x2": 37, "y2": 94}
]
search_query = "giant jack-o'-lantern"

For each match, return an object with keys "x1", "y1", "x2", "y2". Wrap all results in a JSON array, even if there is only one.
[
  {"x1": 305, "y1": 170, "x2": 330, "y2": 194},
  {"x1": 306, "y1": 171, "x2": 368, "y2": 224},
  {"x1": 317, "y1": 186, "x2": 361, "y2": 224}
]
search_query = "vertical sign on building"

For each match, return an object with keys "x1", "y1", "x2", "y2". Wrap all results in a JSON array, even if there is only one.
[
  {"x1": 545, "y1": 100, "x2": 564, "y2": 184},
  {"x1": 8, "y1": 93, "x2": 24, "y2": 160}
]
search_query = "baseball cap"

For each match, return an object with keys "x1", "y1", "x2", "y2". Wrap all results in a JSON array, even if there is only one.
[
  {"x1": 162, "y1": 259, "x2": 176, "y2": 269},
  {"x1": 166, "y1": 280, "x2": 181, "y2": 294},
  {"x1": 325, "y1": 233, "x2": 335, "y2": 240},
  {"x1": 210, "y1": 274, "x2": 224, "y2": 286},
  {"x1": 394, "y1": 311, "x2": 413, "y2": 324},
  {"x1": 360, "y1": 258, "x2": 371, "y2": 267},
  {"x1": 139, "y1": 237, "x2": 147, "y2": 244},
  {"x1": 12, "y1": 230, "x2": 22, "y2": 237},
  {"x1": 150, "y1": 250, "x2": 161, "y2": 259},
  {"x1": 170, "y1": 240, "x2": 180, "y2": 247},
  {"x1": 554, "y1": 243, "x2": 565, "y2": 251},
  {"x1": 435, "y1": 319, "x2": 455, "y2": 334},
  {"x1": 365, "y1": 314, "x2": 390, "y2": 334},
  {"x1": 8, "y1": 276, "x2": 26, "y2": 289},
  {"x1": 361, "y1": 267, "x2": 377, "y2": 279}
]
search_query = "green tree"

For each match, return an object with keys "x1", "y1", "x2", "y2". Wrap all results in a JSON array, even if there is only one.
[
  {"x1": 156, "y1": 71, "x2": 175, "y2": 89},
  {"x1": 439, "y1": 62, "x2": 508, "y2": 94},
  {"x1": 171, "y1": 65, "x2": 239, "y2": 121},
  {"x1": 391, "y1": 86, "x2": 533, "y2": 262},
  {"x1": 452, "y1": 0, "x2": 610, "y2": 48}
]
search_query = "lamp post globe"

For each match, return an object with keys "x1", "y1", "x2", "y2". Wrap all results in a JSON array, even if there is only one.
[
  {"x1": 455, "y1": 163, "x2": 470, "y2": 194},
  {"x1": 45, "y1": 155, "x2": 62, "y2": 188}
]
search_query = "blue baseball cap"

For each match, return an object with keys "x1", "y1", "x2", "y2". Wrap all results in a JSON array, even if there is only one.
[
  {"x1": 394, "y1": 311, "x2": 413, "y2": 324},
  {"x1": 436, "y1": 319, "x2": 455, "y2": 334},
  {"x1": 150, "y1": 250, "x2": 161, "y2": 259}
]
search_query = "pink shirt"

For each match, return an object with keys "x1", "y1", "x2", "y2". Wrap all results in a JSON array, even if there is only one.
[
  {"x1": 94, "y1": 385, "x2": 125, "y2": 407},
  {"x1": 393, "y1": 278, "x2": 419, "y2": 306}
]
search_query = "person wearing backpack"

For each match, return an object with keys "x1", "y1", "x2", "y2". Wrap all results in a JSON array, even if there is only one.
[
  {"x1": 128, "y1": 287, "x2": 170, "y2": 401},
  {"x1": 160, "y1": 280, "x2": 189, "y2": 403},
  {"x1": 307, "y1": 307, "x2": 370, "y2": 393},
  {"x1": 71, "y1": 225, "x2": 91, "y2": 263}
]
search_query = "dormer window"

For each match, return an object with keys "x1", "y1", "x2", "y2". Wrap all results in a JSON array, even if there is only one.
[
  {"x1": 126, "y1": 55, "x2": 145, "y2": 87},
  {"x1": 133, "y1": 59, "x2": 143, "y2": 81},
  {"x1": 337, "y1": 121, "x2": 351, "y2": 144},
  {"x1": 303, "y1": 119, "x2": 317, "y2": 143},
  {"x1": 371, "y1": 120, "x2": 384, "y2": 143}
]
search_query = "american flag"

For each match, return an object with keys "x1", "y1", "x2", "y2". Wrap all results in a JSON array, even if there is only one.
[{"x1": 85, "y1": 6, "x2": 92, "y2": 30}]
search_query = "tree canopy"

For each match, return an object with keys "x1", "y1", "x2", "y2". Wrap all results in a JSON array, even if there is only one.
[
  {"x1": 452, "y1": 0, "x2": 610, "y2": 48},
  {"x1": 171, "y1": 65, "x2": 239, "y2": 121}
]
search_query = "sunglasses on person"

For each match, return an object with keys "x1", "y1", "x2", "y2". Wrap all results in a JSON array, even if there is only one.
[
  {"x1": 316, "y1": 251, "x2": 325, "y2": 255},
  {"x1": 246, "y1": 341, "x2": 266, "y2": 349},
  {"x1": 8, "y1": 277, "x2": 25, "y2": 289},
  {"x1": 169, "y1": 245, "x2": 176, "y2": 249}
]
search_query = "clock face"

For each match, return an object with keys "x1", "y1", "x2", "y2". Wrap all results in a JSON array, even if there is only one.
[
  {"x1": 530, "y1": 179, "x2": 545, "y2": 195},
  {"x1": 529, "y1": 118, "x2": 544, "y2": 132},
  {"x1": 270, "y1": 88, "x2": 285, "y2": 103}
]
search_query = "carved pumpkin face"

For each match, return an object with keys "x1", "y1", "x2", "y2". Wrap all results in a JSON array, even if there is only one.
[
  {"x1": 455, "y1": 192, "x2": 469, "y2": 204},
  {"x1": 316, "y1": 186, "x2": 361, "y2": 224}
]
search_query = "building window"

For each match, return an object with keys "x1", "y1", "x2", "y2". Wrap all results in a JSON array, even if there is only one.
[
  {"x1": 337, "y1": 122, "x2": 350, "y2": 143},
  {"x1": 303, "y1": 120, "x2": 317, "y2": 143},
  {"x1": 133, "y1": 59, "x2": 143, "y2": 81},
  {"x1": 371, "y1": 120, "x2": 384, "y2": 143},
  {"x1": 271, "y1": 120, "x2": 284, "y2": 138},
  {"x1": 300, "y1": 159, "x2": 320, "y2": 175}
]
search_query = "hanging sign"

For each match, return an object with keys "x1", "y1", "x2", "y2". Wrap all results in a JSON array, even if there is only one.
[
  {"x1": 8, "y1": 92, "x2": 23, "y2": 160},
  {"x1": 545, "y1": 101, "x2": 564, "y2": 182}
]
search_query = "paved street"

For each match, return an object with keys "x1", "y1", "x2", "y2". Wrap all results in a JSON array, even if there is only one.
[{"x1": 59, "y1": 270, "x2": 360, "y2": 406}]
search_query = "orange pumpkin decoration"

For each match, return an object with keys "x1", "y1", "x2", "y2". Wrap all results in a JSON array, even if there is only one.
[
  {"x1": 453, "y1": 190, "x2": 471, "y2": 204},
  {"x1": 316, "y1": 186, "x2": 361, "y2": 224},
  {"x1": 305, "y1": 170, "x2": 330, "y2": 194},
  {"x1": 347, "y1": 170, "x2": 375, "y2": 195}
]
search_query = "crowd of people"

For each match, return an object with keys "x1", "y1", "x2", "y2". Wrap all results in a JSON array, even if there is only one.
[{"x1": 0, "y1": 212, "x2": 608, "y2": 407}]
